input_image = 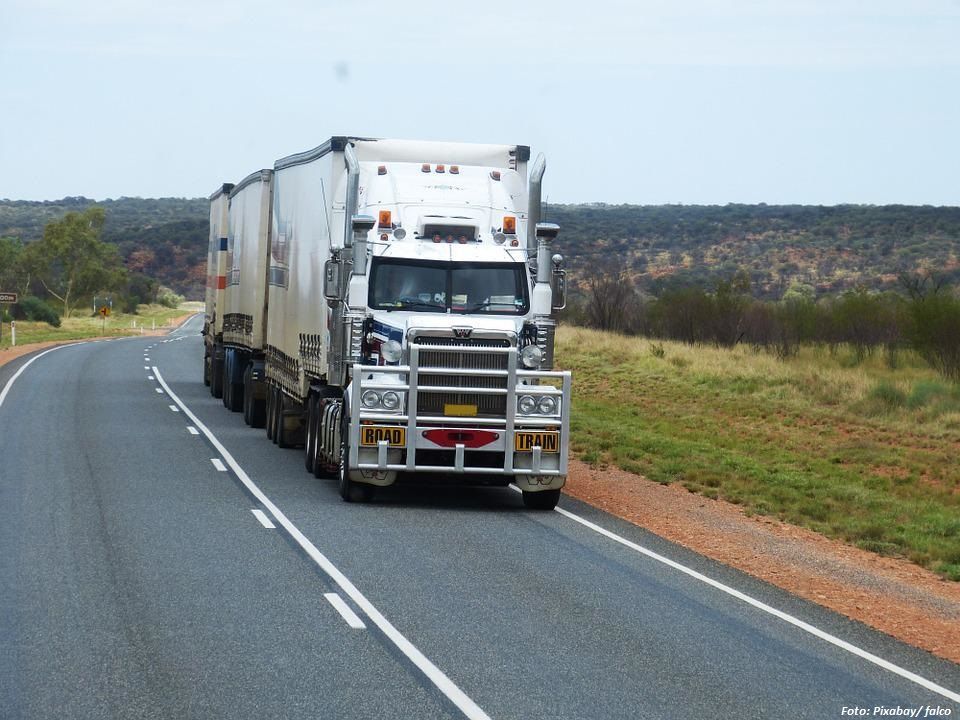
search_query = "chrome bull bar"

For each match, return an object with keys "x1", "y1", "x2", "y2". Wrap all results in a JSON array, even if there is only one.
[{"x1": 348, "y1": 343, "x2": 571, "y2": 477}]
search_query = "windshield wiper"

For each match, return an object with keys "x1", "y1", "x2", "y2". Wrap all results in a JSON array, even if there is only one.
[
  {"x1": 390, "y1": 299, "x2": 445, "y2": 311},
  {"x1": 458, "y1": 300, "x2": 494, "y2": 313}
]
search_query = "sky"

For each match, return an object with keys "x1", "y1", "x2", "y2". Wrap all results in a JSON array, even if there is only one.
[{"x1": 1, "y1": 0, "x2": 958, "y2": 205}]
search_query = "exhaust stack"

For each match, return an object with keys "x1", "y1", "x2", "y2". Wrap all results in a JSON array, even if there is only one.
[{"x1": 526, "y1": 153, "x2": 546, "y2": 257}]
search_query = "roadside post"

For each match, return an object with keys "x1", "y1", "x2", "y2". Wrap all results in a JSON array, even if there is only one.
[{"x1": 0, "y1": 292, "x2": 18, "y2": 346}]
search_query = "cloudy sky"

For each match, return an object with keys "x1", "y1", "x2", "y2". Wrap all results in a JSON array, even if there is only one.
[{"x1": 1, "y1": 0, "x2": 958, "y2": 205}]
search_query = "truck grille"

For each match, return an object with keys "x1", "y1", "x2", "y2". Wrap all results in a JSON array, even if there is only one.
[{"x1": 412, "y1": 336, "x2": 510, "y2": 417}]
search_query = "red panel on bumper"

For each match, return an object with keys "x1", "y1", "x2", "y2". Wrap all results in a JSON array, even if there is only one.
[{"x1": 422, "y1": 429, "x2": 499, "y2": 449}]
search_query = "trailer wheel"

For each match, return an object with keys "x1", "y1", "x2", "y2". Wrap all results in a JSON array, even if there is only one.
[
  {"x1": 245, "y1": 366, "x2": 266, "y2": 428},
  {"x1": 221, "y1": 361, "x2": 231, "y2": 409},
  {"x1": 210, "y1": 355, "x2": 224, "y2": 398},
  {"x1": 224, "y1": 360, "x2": 243, "y2": 413},
  {"x1": 522, "y1": 488, "x2": 561, "y2": 510},
  {"x1": 304, "y1": 394, "x2": 318, "y2": 473},
  {"x1": 339, "y1": 404, "x2": 375, "y2": 503},
  {"x1": 242, "y1": 366, "x2": 254, "y2": 425},
  {"x1": 203, "y1": 355, "x2": 211, "y2": 386},
  {"x1": 275, "y1": 390, "x2": 296, "y2": 449},
  {"x1": 266, "y1": 386, "x2": 276, "y2": 441}
]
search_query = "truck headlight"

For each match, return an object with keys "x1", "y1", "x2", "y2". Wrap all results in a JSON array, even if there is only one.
[
  {"x1": 520, "y1": 344, "x2": 543, "y2": 369},
  {"x1": 537, "y1": 396, "x2": 558, "y2": 415},
  {"x1": 381, "y1": 339, "x2": 402, "y2": 363},
  {"x1": 381, "y1": 391, "x2": 400, "y2": 410},
  {"x1": 518, "y1": 395, "x2": 537, "y2": 414}
]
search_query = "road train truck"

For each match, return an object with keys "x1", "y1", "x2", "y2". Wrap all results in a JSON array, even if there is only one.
[{"x1": 205, "y1": 137, "x2": 570, "y2": 508}]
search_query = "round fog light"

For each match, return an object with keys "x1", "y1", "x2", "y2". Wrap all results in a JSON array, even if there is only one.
[
  {"x1": 518, "y1": 395, "x2": 536, "y2": 414},
  {"x1": 361, "y1": 390, "x2": 380, "y2": 408}
]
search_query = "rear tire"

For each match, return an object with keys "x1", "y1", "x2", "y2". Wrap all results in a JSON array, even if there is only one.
[
  {"x1": 339, "y1": 405, "x2": 375, "y2": 503},
  {"x1": 275, "y1": 389, "x2": 296, "y2": 449},
  {"x1": 224, "y1": 360, "x2": 243, "y2": 413},
  {"x1": 304, "y1": 394, "x2": 318, "y2": 473},
  {"x1": 203, "y1": 354, "x2": 211, "y2": 386},
  {"x1": 245, "y1": 366, "x2": 266, "y2": 428},
  {"x1": 242, "y1": 366, "x2": 254, "y2": 426},
  {"x1": 522, "y1": 488, "x2": 561, "y2": 510},
  {"x1": 266, "y1": 386, "x2": 277, "y2": 441},
  {"x1": 210, "y1": 355, "x2": 224, "y2": 398}
]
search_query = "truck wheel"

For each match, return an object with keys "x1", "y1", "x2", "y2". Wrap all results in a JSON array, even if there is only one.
[
  {"x1": 522, "y1": 488, "x2": 561, "y2": 510},
  {"x1": 266, "y1": 386, "x2": 276, "y2": 441},
  {"x1": 339, "y1": 405, "x2": 375, "y2": 503},
  {"x1": 242, "y1": 366, "x2": 254, "y2": 425},
  {"x1": 245, "y1": 367, "x2": 266, "y2": 428},
  {"x1": 275, "y1": 390, "x2": 296, "y2": 449},
  {"x1": 211, "y1": 355, "x2": 224, "y2": 398},
  {"x1": 203, "y1": 355, "x2": 211, "y2": 386},
  {"x1": 225, "y1": 367, "x2": 243, "y2": 412},
  {"x1": 304, "y1": 394, "x2": 318, "y2": 473},
  {"x1": 221, "y1": 361, "x2": 231, "y2": 409}
]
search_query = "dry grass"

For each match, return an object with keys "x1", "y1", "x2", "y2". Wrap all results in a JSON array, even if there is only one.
[{"x1": 556, "y1": 326, "x2": 960, "y2": 580}]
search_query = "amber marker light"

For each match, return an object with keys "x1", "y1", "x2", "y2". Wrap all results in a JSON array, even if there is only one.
[
  {"x1": 378, "y1": 210, "x2": 392, "y2": 228},
  {"x1": 503, "y1": 216, "x2": 517, "y2": 235}
]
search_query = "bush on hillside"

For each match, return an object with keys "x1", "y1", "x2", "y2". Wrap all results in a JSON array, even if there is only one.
[{"x1": 18, "y1": 296, "x2": 61, "y2": 327}]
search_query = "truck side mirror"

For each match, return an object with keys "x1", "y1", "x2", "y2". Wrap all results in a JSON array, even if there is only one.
[
  {"x1": 551, "y1": 254, "x2": 566, "y2": 311},
  {"x1": 324, "y1": 259, "x2": 341, "y2": 306}
]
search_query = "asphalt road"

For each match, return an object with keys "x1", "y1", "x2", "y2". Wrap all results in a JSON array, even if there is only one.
[{"x1": 1, "y1": 316, "x2": 958, "y2": 719}]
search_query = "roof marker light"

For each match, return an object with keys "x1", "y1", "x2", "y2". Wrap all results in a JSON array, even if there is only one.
[
  {"x1": 490, "y1": 170, "x2": 501, "y2": 181},
  {"x1": 378, "y1": 210, "x2": 392, "y2": 228},
  {"x1": 421, "y1": 163, "x2": 431, "y2": 173},
  {"x1": 450, "y1": 166, "x2": 459, "y2": 174},
  {"x1": 378, "y1": 165, "x2": 387, "y2": 175},
  {"x1": 436, "y1": 164, "x2": 445, "y2": 173}
]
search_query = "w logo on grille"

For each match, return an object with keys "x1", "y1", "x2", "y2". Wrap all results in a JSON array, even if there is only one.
[{"x1": 452, "y1": 327, "x2": 473, "y2": 339}]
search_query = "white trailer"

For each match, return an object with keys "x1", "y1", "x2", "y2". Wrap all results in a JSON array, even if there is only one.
[
  {"x1": 219, "y1": 169, "x2": 273, "y2": 422},
  {"x1": 207, "y1": 137, "x2": 569, "y2": 509},
  {"x1": 203, "y1": 182, "x2": 233, "y2": 396}
]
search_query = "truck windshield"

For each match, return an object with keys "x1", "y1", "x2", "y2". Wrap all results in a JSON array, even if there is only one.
[{"x1": 369, "y1": 259, "x2": 529, "y2": 315}]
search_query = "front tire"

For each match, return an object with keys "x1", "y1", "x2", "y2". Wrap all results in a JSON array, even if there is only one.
[
  {"x1": 339, "y1": 404, "x2": 375, "y2": 503},
  {"x1": 522, "y1": 488, "x2": 561, "y2": 510}
]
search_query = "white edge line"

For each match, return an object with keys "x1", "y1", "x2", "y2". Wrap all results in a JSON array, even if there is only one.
[
  {"x1": 251, "y1": 508, "x2": 276, "y2": 529},
  {"x1": 0, "y1": 344, "x2": 76, "y2": 409},
  {"x1": 542, "y1": 496, "x2": 960, "y2": 704},
  {"x1": 152, "y1": 367, "x2": 491, "y2": 720},
  {"x1": 324, "y1": 593, "x2": 366, "y2": 629},
  {"x1": 210, "y1": 458, "x2": 227, "y2": 472}
]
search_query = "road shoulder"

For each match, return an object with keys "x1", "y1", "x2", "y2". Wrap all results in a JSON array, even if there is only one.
[{"x1": 564, "y1": 457, "x2": 960, "y2": 664}]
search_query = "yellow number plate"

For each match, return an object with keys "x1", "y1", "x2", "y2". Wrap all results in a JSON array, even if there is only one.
[
  {"x1": 444, "y1": 403, "x2": 477, "y2": 417},
  {"x1": 514, "y1": 431, "x2": 560, "y2": 453},
  {"x1": 359, "y1": 426, "x2": 406, "y2": 447}
]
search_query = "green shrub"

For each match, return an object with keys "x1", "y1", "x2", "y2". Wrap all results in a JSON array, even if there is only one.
[
  {"x1": 19, "y1": 296, "x2": 61, "y2": 327},
  {"x1": 907, "y1": 380, "x2": 950, "y2": 409},
  {"x1": 156, "y1": 286, "x2": 184, "y2": 309},
  {"x1": 867, "y1": 382, "x2": 906, "y2": 410}
]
